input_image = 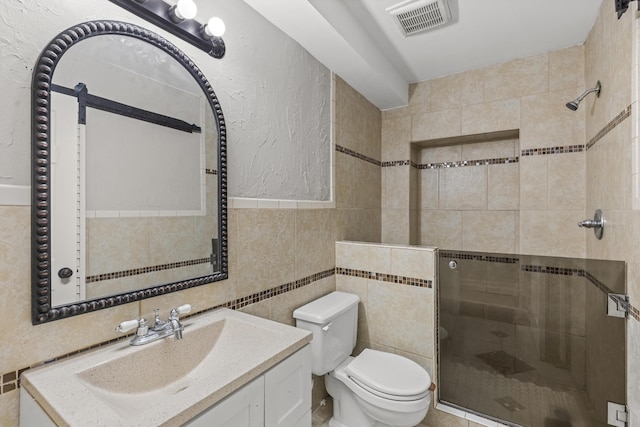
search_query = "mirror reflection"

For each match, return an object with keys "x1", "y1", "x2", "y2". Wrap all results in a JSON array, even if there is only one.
[{"x1": 32, "y1": 23, "x2": 226, "y2": 321}]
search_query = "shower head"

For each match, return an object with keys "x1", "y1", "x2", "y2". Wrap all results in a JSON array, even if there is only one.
[
  {"x1": 565, "y1": 81, "x2": 601, "y2": 111},
  {"x1": 565, "y1": 100, "x2": 579, "y2": 111}
]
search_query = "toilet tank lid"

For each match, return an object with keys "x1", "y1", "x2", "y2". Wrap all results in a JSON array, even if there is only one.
[{"x1": 293, "y1": 291, "x2": 360, "y2": 324}]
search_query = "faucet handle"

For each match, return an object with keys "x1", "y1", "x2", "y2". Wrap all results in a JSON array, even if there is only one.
[
  {"x1": 116, "y1": 319, "x2": 142, "y2": 334},
  {"x1": 174, "y1": 304, "x2": 192, "y2": 316}
]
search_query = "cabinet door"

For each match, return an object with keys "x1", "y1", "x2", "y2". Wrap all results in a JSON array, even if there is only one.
[
  {"x1": 264, "y1": 345, "x2": 312, "y2": 427},
  {"x1": 185, "y1": 376, "x2": 264, "y2": 427},
  {"x1": 20, "y1": 388, "x2": 56, "y2": 427}
]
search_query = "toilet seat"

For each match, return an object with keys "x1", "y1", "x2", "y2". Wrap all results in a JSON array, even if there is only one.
[{"x1": 344, "y1": 349, "x2": 431, "y2": 401}]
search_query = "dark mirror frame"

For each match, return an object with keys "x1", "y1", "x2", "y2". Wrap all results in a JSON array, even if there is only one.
[{"x1": 31, "y1": 21, "x2": 228, "y2": 325}]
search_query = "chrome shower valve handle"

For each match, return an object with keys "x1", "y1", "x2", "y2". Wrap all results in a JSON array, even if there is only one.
[{"x1": 578, "y1": 209, "x2": 604, "y2": 240}]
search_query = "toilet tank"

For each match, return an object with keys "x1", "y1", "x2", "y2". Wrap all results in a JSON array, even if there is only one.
[{"x1": 293, "y1": 291, "x2": 360, "y2": 376}]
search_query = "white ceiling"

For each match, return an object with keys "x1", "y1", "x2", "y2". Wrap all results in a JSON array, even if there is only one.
[{"x1": 242, "y1": 0, "x2": 603, "y2": 110}]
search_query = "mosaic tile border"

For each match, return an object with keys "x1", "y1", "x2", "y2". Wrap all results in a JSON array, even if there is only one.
[
  {"x1": 1, "y1": 334, "x2": 127, "y2": 396},
  {"x1": 418, "y1": 157, "x2": 519, "y2": 169},
  {"x1": 440, "y1": 251, "x2": 518, "y2": 265},
  {"x1": 214, "y1": 268, "x2": 335, "y2": 310},
  {"x1": 86, "y1": 257, "x2": 211, "y2": 283},
  {"x1": 586, "y1": 105, "x2": 632, "y2": 150},
  {"x1": 520, "y1": 265, "x2": 585, "y2": 277},
  {"x1": 335, "y1": 144, "x2": 382, "y2": 166},
  {"x1": 337, "y1": 143, "x2": 588, "y2": 172},
  {"x1": 440, "y1": 251, "x2": 639, "y2": 321},
  {"x1": 336, "y1": 267, "x2": 433, "y2": 288},
  {"x1": 584, "y1": 270, "x2": 615, "y2": 295},
  {"x1": 521, "y1": 145, "x2": 584, "y2": 156},
  {"x1": 339, "y1": 106, "x2": 629, "y2": 169},
  {"x1": 382, "y1": 160, "x2": 413, "y2": 167},
  {"x1": 2, "y1": 267, "x2": 336, "y2": 396}
]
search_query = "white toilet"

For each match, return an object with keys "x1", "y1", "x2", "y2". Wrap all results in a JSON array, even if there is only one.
[{"x1": 293, "y1": 291, "x2": 432, "y2": 427}]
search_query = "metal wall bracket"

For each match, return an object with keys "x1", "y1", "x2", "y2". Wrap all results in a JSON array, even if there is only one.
[
  {"x1": 608, "y1": 293, "x2": 630, "y2": 318},
  {"x1": 608, "y1": 401, "x2": 628, "y2": 427}
]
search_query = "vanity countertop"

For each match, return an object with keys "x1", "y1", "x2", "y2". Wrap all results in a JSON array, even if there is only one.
[{"x1": 21, "y1": 308, "x2": 312, "y2": 426}]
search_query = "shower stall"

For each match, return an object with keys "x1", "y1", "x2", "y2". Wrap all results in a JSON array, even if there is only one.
[{"x1": 437, "y1": 250, "x2": 626, "y2": 426}]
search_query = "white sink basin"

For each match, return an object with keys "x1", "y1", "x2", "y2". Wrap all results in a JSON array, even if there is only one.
[{"x1": 21, "y1": 308, "x2": 311, "y2": 426}]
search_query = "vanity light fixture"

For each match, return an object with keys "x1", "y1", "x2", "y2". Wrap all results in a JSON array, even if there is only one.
[
  {"x1": 108, "y1": 0, "x2": 226, "y2": 58},
  {"x1": 169, "y1": 0, "x2": 198, "y2": 23},
  {"x1": 202, "y1": 16, "x2": 226, "y2": 38}
]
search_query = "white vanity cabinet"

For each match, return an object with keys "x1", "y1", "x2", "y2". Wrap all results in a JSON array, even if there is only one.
[
  {"x1": 185, "y1": 376, "x2": 265, "y2": 427},
  {"x1": 264, "y1": 343, "x2": 312, "y2": 426},
  {"x1": 187, "y1": 344, "x2": 312, "y2": 427},
  {"x1": 185, "y1": 345, "x2": 311, "y2": 427},
  {"x1": 21, "y1": 345, "x2": 311, "y2": 427},
  {"x1": 20, "y1": 309, "x2": 312, "y2": 427}
]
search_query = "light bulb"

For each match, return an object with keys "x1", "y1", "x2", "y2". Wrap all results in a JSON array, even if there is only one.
[
  {"x1": 203, "y1": 17, "x2": 225, "y2": 37},
  {"x1": 172, "y1": 0, "x2": 197, "y2": 21}
]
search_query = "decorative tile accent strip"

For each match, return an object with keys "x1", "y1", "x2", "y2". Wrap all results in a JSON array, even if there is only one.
[
  {"x1": 3, "y1": 267, "x2": 336, "y2": 396},
  {"x1": 586, "y1": 105, "x2": 632, "y2": 150},
  {"x1": 418, "y1": 157, "x2": 519, "y2": 169},
  {"x1": 521, "y1": 145, "x2": 584, "y2": 156},
  {"x1": 520, "y1": 265, "x2": 585, "y2": 277},
  {"x1": 213, "y1": 268, "x2": 336, "y2": 310},
  {"x1": 381, "y1": 160, "x2": 412, "y2": 167},
  {"x1": 440, "y1": 251, "x2": 518, "y2": 264},
  {"x1": 86, "y1": 257, "x2": 211, "y2": 283},
  {"x1": 335, "y1": 144, "x2": 382, "y2": 166},
  {"x1": 440, "y1": 251, "x2": 639, "y2": 321},
  {"x1": 338, "y1": 144, "x2": 585, "y2": 171},
  {"x1": 2, "y1": 335, "x2": 127, "y2": 395},
  {"x1": 205, "y1": 168, "x2": 218, "y2": 175},
  {"x1": 336, "y1": 267, "x2": 432, "y2": 288},
  {"x1": 584, "y1": 271, "x2": 615, "y2": 294}
]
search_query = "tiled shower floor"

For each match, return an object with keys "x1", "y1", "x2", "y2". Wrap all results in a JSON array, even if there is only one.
[{"x1": 438, "y1": 313, "x2": 604, "y2": 426}]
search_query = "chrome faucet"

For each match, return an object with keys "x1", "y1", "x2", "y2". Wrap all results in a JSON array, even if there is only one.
[
  {"x1": 116, "y1": 304, "x2": 192, "y2": 346},
  {"x1": 169, "y1": 308, "x2": 184, "y2": 340}
]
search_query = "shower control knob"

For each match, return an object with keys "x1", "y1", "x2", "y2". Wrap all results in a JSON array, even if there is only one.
[
  {"x1": 578, "y1": 220, "x2": 598, "y2": 228},
  {"x1": 58, "y1": 267, "x2": 73, "y2": 279},
  {"x1": 578, "y1": 209, "x2": 604, "y2": 240}
]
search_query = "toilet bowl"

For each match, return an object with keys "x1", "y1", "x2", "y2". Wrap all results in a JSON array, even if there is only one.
[
  {"x1": 293, "y1": 291, "x2": 432, "y2": 427},
  {"x1": 327, "y1": 350, "x2": 431, "y2": 427}
]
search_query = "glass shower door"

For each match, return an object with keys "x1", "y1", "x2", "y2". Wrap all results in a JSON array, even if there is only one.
[{"x1": 437, "y1": 251, "x2": 626, "y2": 427}]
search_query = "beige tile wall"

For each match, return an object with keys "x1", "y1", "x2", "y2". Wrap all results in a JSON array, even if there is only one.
[
  {"x1": 415, "y1": 138, "x2": 521, "y2": 254},
  {"x1": 583, "y1": 1, "x2": 640, "y2": 424},
  {"x1": 334, "y1": 76, "x2": 382, "y2": 244},
  {"x1": 334, "y1": 241, "x2": 436, "y2": 425},
  {"x1": 381, "y1": 44, "x2": 588, "y2": 259}
]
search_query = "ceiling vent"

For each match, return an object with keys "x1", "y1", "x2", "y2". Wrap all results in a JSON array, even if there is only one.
[{"x1": 386, "y1": 0, "x2": 453, "y2": 36}]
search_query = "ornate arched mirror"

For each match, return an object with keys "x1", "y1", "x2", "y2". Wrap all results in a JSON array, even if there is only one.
[{"x1": 31, "y1": 21, "x2": 227, "y2": 324}]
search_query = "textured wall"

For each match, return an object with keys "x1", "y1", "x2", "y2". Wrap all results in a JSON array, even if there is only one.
[
  {"x1": 0, "y1": 0, "x2": 331, "y2": 201},
  {"x1": 0, "y1": 1, "x2": 356, "y2": 425}
]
